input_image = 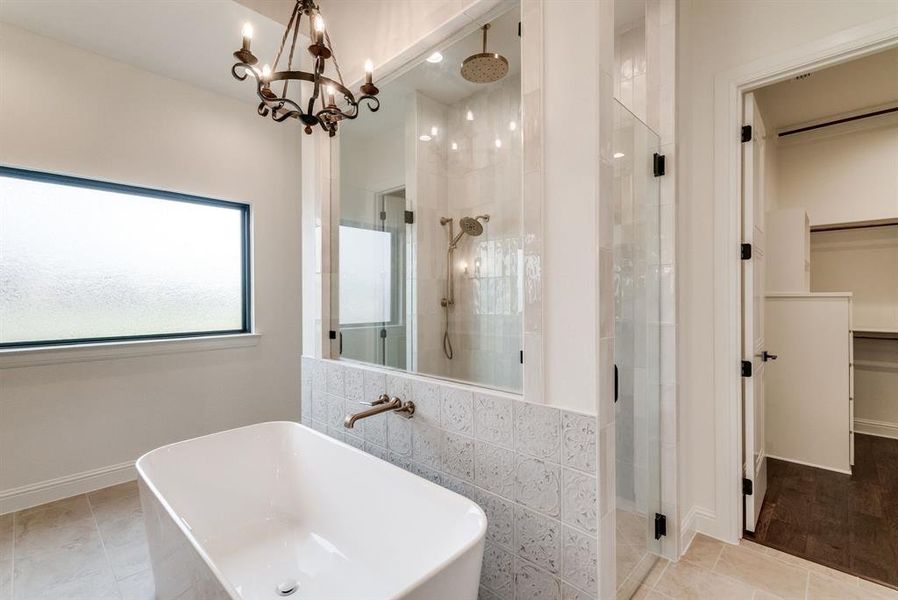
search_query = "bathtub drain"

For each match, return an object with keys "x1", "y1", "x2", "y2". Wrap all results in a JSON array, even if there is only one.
[{"x1": 276, "y1": 579, "x2": 299, "y2": 596}]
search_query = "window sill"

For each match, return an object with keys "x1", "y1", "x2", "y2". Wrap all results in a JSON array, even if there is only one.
[{"x1": 0, "y1": 333, "x2": 261, "y2": 369}]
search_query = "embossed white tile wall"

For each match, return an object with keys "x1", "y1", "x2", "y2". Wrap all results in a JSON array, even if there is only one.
[{"x1": 300, "y1": 357, "x2": 598, "y2": 599}]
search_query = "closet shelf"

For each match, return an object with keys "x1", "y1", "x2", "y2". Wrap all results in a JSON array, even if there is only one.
[
  {"x1": 854, "y1": 359, "x2": 898, "y2": 371},
  {"x1": 853, "y1": 327, "x2": 898, "y2": 339}
]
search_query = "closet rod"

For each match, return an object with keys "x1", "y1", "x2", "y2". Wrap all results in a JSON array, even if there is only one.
[
  {"x1": 812, "y1": 221, "x2": 898, "y2": 233},
  {"x1": 778, "y1": 105, "x2": 898, "y2": 137}
]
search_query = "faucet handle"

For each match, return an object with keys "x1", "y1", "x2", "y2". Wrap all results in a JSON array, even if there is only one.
[{"x1": 359, "y1": 393, "x2": 391, "y2": 407}]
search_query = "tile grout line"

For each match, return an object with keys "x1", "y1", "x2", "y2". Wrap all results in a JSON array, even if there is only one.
[
  {"x1": 710, "y1": 543, "x2": 724, "y2": 571},
  {"x1": 647, "y1": 558, "x2": 669, "y2": 591},
  {"x1": 9, "y1": 512, "x2": 15, "y2": 600},
  {"x1": 85, "y1": 493, "x2": 122, "y2": 600}
]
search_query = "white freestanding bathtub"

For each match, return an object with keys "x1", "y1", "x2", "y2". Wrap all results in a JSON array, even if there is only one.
[{"x1": 137, "y1": 421, "x2": 486, "y2": 600}]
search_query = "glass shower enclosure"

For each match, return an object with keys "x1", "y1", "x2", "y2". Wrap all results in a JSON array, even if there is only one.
[{"x1": 613, "y1": 100, "x2": 663, "y2": 599}]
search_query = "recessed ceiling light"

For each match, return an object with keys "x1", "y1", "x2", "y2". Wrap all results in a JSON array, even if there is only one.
[
  {"x1": 451, "y1": 142, "x2": 458, "y2": 150},
  {"x1": 466, "y1": 110, "x2": 474, "y2": 121},
  {"x1": 426, "y1": 52, "x2": 444, "y2": 64},
  {"x1": 495, "y1": 138, "x2": 502, "y2": 148},
  {"x1": 431, "y1": 125, "x2": 439, "y2": 136},
  {"x1": 419, "y1": 134, "x2": 432, "y2": 142},
  {"x1": 613, "y1": 152, "x2": 625, "y2": 158}
]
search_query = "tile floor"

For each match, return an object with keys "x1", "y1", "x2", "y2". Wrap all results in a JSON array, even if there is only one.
[
  {"x1": 633, "y1": 533, "x2": 898, "y2": 600},
  {"x1": 617, "y1": 509, "x2": 654, "y2": 597},
  {"x1": 0, "y1": 481, "x2": 154, "y2": 600},
  {"x1": 4, "y1": 481, "x2": 898, "y2": 600}
]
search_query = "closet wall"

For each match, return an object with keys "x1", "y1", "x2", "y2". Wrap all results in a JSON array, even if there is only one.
[{"x1": 812, "y1": 226, "x2": 898, "y2": 438}]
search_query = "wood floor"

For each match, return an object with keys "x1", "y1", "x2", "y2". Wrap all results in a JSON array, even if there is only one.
[{"x1": 751, "y1": 434, "x2": 898, "y2": 590}]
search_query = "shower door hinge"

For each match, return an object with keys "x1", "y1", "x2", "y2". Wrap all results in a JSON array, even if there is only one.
[
  {"x1": 379, "y1": 210, "x2": 387, "y2": 221},
  {"x1": 404, "y1": 210, "x2": 415, "y2": 224},
  {"x1": 520, "y1": 350, "x2": 524, "y2": 364},
  {"x1": 743, "y1": 478, "x2": 753, "y2": 495},
  {"x1": 653, "y1": 153, "x2": 666, "y2": 177},
  {"x1": 380, "y1": 328, "x2": 387, "y2": 339},
  {"x1": 741, "y1": 360, "x2": 753, "y2": 377},
  {"x1": 654, "y1": 513, "x2": 667, "y2": 540},
  {"x1": 328, "y1": 330, "x2": 337, "y2": 340},
  {"x1": 741, "y1": 125, "x2": 752, "y2": 143},
  {"x1": 741, "y1": 243, "x2": 752, "y2": 260},
  {"x1": 614, "y1": 364, "x2": 619, "y2": 403}
]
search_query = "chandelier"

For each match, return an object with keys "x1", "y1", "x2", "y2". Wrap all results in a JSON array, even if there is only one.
[{"x1": 231, "y1": 0, "x2": 380, "y2": 137}]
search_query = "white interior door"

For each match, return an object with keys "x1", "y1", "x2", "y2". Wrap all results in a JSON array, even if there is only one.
[{"x1": 742, "y1": 92, "x2": 768, "y2": 533}]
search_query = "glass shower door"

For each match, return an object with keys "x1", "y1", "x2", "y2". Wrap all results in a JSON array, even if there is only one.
[{"x1": 613, "y1": 100, "x2": 663, "y2": 599}]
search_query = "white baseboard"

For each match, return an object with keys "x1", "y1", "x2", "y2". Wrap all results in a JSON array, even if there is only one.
[
  {"x1": 766, "y1": 453, "x2": 851, "y2": 475},
  {"x1": 854, "y1": 418, "x2": 898, "y2": 440},
  {"x1": 0, "y1": 461, "x2": 136, "y2": 515},
  {"x1": 680, "y1": 505, "x2": 719, "y2": 557}
]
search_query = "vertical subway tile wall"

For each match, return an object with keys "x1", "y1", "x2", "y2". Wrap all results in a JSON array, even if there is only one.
[{"x1": 301, "y1": 357, "x2": 598, "y2": 599}]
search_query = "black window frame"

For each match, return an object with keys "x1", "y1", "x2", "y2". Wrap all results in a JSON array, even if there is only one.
[{"x1": 0, "y1": 165, "x2": 252, "y2": 349}]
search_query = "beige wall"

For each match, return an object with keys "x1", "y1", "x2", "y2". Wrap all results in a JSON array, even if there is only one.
[
  {"x1": 778, "y1": 119, "x2": 898, "y2": 227},
  {"x1": 0, "y1": 24, "x2": 302, "y2": 499},
  {"x1": 812, "y1": 226, "x2": 898, "y2": 436},
  {"x1": 677, "y1": 0, "x2": 898, "y2": 540}
]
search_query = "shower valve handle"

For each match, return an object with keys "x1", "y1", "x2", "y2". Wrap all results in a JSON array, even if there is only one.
[{"x1": 359, "y1": 394, "x2": 391, "y2": 407}]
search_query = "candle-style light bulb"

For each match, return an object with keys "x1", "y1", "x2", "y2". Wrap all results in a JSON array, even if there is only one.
[
  {"x1": 314, "y1": 15, "x2": 325, "y2": 44},
  {"x1": 241, "y1": 22, "x2": 253, "y2": 51},
  {"x1": 364, "y1": 59, "x2": 374, "y2": 85},
  {"x1": 327, "y1": 85, "x2": 336, "y2": 106},
  {"x1": 261, "y1": 64, "x2": 272, "y2": 82}
]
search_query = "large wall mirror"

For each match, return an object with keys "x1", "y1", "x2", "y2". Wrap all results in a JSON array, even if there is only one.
[{"x1": 334, "y1": 3, "x2": 522, "y2": 392}]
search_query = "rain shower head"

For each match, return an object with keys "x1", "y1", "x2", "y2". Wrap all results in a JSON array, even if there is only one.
[{"x1": 461, "y1": 24, "x2": 508, "y2": 83}]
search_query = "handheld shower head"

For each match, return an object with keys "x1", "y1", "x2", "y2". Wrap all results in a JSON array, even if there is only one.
[{"x1": 458, "y1": 216, "x2": 484, "y2": 236}]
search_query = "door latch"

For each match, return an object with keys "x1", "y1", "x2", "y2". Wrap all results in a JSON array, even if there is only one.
[{"x1": 760, "y1": 351, "x2": 778, "y2": 362}]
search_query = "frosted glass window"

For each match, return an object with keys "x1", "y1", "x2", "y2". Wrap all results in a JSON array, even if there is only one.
[
  {"x1": 339, "y1": 225, "x2": 391, "y2": 325},
  {"x1": 0, "y1": 168, "x2": 249, "y2": 347}
]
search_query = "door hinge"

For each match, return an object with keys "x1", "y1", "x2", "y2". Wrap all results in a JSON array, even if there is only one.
[
  {"x1": 614, "y1": 364, "x2": 619, "y2": 403},
  {"x1": 654, "y1": 513, "x2": 667, "y2": 540},
  {"x1": 404, "y1": 210, "x2": 415, "y2": 224},
  {"x1": 741, "y1": 360, "x2": 753, "y2": 377},
  {"x1": 741, "y1": 243, "x2": 752, "y2": 260},
  {"x1": 743, "y1": 478, "x2": 753, "y2": 495},
  {"x1": 328, "y1": 330, "x2": 337, "y2": 340},
  {"x1": 653, "y1": 153, "x2": 666, "y2": 177},
  {"x1": 518, "y1": 21, "x2": 522, "y2": 37},
  {"x1": 520, "y1": 350, "x2": 524, "y2": 364},
  {"x1": 741, "y1": 125, "x2": 752, "y2": 143},
  {"x1": 380, "y1": 328, "x2": 387, "y2": 339},
  {"x1": 379, "y1": 210, "x2": 387, "y2": 221}
]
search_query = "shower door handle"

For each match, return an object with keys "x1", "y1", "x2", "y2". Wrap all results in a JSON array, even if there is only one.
[
  {"x1": 760, "y1": 351, "x2": 778, "y2": 362},
  {"x1": 614, "y1": 364, "x2": 619, "y2": 403}
]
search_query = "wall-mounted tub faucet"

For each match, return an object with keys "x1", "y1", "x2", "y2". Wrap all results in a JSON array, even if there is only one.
[{"x1": 344, "y1": 394, "x2": 415, "y2": 429}]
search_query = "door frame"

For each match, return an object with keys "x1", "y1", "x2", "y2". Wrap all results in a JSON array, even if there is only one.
[{"x1": 712, "y1": 17, "x2": 898, "y2": 544}]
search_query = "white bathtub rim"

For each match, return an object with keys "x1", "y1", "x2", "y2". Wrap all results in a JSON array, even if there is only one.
[{"x1": 136, "y1": 420, "x2": 488, "y2": 600}]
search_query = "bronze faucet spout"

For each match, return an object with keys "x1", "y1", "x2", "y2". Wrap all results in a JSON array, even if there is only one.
[{"x1": 344, "y1": 396, "x2": 415, "y2": 429}]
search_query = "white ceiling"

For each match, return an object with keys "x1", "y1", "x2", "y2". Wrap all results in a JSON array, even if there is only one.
[
  {"x1": 0, "y1": 0, "x2": 288, "y2": 104},
  {"x1": 757, "y1": 47, "x2": 898, "y2": 131},
  {"x1": 342, "y1": 5, "x2": 521, "y2": 142}
]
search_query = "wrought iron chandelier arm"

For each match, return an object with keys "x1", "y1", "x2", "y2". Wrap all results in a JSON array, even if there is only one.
[{"x1": 230, "y1": 0, "x2": 378, "y2": 136}]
